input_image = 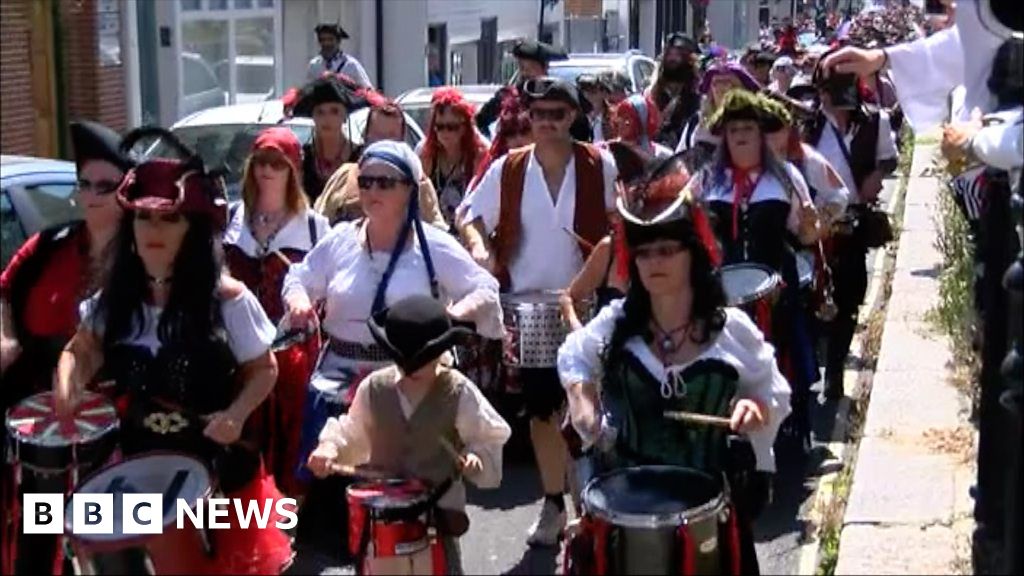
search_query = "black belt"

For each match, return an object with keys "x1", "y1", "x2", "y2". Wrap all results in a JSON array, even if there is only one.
[{"x1": 326, "y1": 338, "x2": 392, "y2": 363}]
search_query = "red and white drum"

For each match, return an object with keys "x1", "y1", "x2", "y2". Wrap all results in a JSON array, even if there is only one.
[
  {"x1": 65, "y1": 452, "x2": 215, "y2": 575},
  {"x1": 346, "y1": 478, "x2": 446, "y2": 575}
]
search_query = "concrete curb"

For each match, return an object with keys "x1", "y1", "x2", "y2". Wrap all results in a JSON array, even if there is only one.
[{"x1": 832, "y1": 143, "x2": 975, "y2": 575}]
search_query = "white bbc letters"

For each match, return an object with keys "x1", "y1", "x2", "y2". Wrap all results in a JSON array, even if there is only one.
[
  {"x1": 122, "y1": 493, "x2": 163, "y2": 534},
  {"x1": 72, "y1": 494, "x2": 114, "y2": 535}
]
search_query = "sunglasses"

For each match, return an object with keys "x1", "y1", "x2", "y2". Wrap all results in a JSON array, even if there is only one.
[
  {"x1": 434, "y1": 121, "x2": 465, "y2": 133},
  {"x1": 634, "y1": 243, "x2": 686, "y2": 261},
  {"x1": 529, "y1": 108, "x2": 570, "y2": 122},
  {"x1": 136, "y1": 210, "x2": 184, "y2": 224},
  {"x1": 77, "y1": 178, "x2": 121, "y2": 195},
  {"x1": 252, "y1": 152, "x2": 290, "y2": 170},
  {"x1": 357, "y1": 175, "x2": 411, "y2": 191}
]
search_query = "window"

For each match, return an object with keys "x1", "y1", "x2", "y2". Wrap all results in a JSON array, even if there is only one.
[
  {"x1": 183, "y1": 54, "x2": 221, "y2": 94},
  {"x1": 180, "y1": 0, "x2": 201, "y2": 11},
  {"x1": 234, "y1": 0, "x2": 253, "y2": 8},
  {"x1": 0, "y1": 191, "x2": 25, "y2": 269},
  {"x1": 209, "y1": 0, "x2": 228, "y2": 10},
  {"x1": 24, "y1": 183, "x2": 80, "y2": 232}
]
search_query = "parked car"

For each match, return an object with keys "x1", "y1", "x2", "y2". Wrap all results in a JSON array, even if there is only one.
[
  {"x1": 545, "y1": 51, "x2": 657, "y2": 94},
  {"x1": 0, "y1": 155, "x2": 79, "y2": 268},
  {"x1": 180, "y1": 52, "x2": 229, "y2": 120},
  {"x1": 395, "y1": 84, "x2": 503, "y2": 136},
  {"x1": 157, "y1": 99, "x2": 424, "y2": 199}
]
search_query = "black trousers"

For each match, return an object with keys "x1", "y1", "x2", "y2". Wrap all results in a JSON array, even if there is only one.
[{"x1": 825, "y1": 231, "x2": 869, "y2": 386}]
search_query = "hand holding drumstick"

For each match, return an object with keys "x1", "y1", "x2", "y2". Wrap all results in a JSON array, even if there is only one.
[
  {"x1": 664, "y1": 398, "x2": 766, "y2": 434},
  {"x1": 438, "y1": 436, "x2": 483, "y2": 479}
]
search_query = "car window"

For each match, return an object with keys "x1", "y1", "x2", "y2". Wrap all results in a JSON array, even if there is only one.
[
  {"x1": 0, "y1": 191, "x2": 26, "y2": 269},
  {"x1": 160, "y1": 124, "x2": 280, "y2": 193},
  {"x1": 634, "y1": 60, "x2": 655, "y2": 91},
  {"x1": 184, "y1": 57, "x2": 220, "y2": 95},
  {"x1": 24, "y1": 183, "x2": 80, "y2": 231}
]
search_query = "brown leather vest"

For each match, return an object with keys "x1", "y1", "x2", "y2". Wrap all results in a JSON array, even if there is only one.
[{"x1": 491, "y1": 143, "x2": 609, "y2": 291}]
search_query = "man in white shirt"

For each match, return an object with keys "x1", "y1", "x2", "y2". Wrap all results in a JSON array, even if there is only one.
[
  {"x1": 461, "y1": 77, "x2": 618, "y2": 547},
  {"x1": 307, "y1": 23, "x2": 372, "y2": 87}
]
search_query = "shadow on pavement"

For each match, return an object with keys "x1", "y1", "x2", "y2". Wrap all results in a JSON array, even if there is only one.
[
  {"x1": 502, "y1": 544, "x2": 561, "y2": 575},
  {"x1": 467, "y1": 458, "x2": 544, "y2": 510}
]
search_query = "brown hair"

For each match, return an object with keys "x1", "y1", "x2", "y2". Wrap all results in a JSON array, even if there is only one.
[{"x1": 239, "y1": 151, "x2": 309, "y2": 217}]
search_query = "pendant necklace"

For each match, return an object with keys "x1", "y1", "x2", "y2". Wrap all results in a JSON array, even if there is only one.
[
  {"x1": 651, "y1": 317, "x2": 690, "y2": 357},
  {"x1": 147, "y1": 274, "x2": 173, "y2": 287}
]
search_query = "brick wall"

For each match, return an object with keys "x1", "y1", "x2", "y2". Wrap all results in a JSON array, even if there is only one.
[
  {"x1": 564, "y1": 0, "x2": 603, "y2": 18},
  {"x1": 58, "y1": 0, "x2": 128, "y2": 140},
  {"x1": 0, "y1": 0, "x2": 36, "y2": 156}
]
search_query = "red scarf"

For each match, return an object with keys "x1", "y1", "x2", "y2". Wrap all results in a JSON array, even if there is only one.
[{"x1": 730, "y1": 165, "x2": 762, "y2": 240}]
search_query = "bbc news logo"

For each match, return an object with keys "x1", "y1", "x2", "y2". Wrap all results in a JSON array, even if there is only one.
[{"x1": 23, "y1": 493, "x2": 298, "y2": 534}]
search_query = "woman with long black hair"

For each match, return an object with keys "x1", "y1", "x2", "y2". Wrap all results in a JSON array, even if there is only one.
[
  {"x1": 54, "y1": 129, "x2": 292, "y2": 574},
  {"x1": 557, "y1": 152, "x2": 791, "y2": 573}
]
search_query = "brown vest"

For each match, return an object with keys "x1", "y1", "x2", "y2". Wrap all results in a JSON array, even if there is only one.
[
  {"x1": 365, "y1": 367, "x2": 464, "y2": 486},
  {"x1": 491, "y1": 142, "x2": 609, "y2": 291}
]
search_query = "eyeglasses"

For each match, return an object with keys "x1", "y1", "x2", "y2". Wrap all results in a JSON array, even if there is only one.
[
  {"x1": 357, "y1": 175, "x2": 411, "y2": 191},
  {"x1": 252, "y1": 153, "x2": 289, "y2": 170},
  {"x1": 434, "y1": 121, "x2": 465, "y2": 133},
  {"x1": 76, "y1": 178, "x2": 121, "y2": 195},
  {"x1": 136, "y1": 210, "x2": 184, "y2": 224},
  {"x1": 633, "y1": 243, "x2": 686, "y2": 261},
  {"x1": 529, "y1": 107, "x2": 570, "y2": 122}
]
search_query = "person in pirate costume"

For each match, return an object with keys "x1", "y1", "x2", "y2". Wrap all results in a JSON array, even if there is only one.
[
  {"x1": 461, "y1": 76, "x2": 619, "y2": 546},
  {"x1": 307, "y1": 294, "x2": 511, "y2": 575},
  {"x1": 307, "y1": 23, "x2": 372, "y2": 87},
  {"x1": 293, "y1": 75, "x2": 368, "y2": 205},
  {"x1": 223, "y1": 127, "x2": 330, "y2": 496},
  {"x1": 474, "y1": 39, "x2": 593, "y2": 142},
  {"x1": 690, "y1": 89, "x2": 821, "y2": 447},
  {"x1": 281, "y1": 140, "x2": 503, "y2": 561},
  {"x1": 1, "y1": 121, "x2": 132, "y2": 575},
  {"x1": 602, "y1": 93, "x2": 675, "y2": 159},
  {"x1": 53, "y1": 127, "x2": 293, "y2": 574},
  {"x1": 557, "y1": 152, "x2": 791, "y2": 574},
  {"x1": 803, "y1": 53, "x2": 898, "y2": 401},
  {"x1": 675, "y1": 61, "x2": 762, "y2": 174},
  {"x1": 646, "y1": 32, "x2": 702, "y2": 150}
]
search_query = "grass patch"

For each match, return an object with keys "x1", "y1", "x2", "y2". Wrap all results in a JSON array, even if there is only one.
[{"x1": 925, "y1": 151, "x2": 982, "y2": 418}]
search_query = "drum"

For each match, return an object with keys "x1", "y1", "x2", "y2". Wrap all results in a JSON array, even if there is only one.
[
  {"x1": 719, "y1": 263, "x2": 781, "y2": 339},
  {"x1": 346, "y1": 478, "x2": 446, "y2": 575},
  {"x1": 65, "y1": 452, "x2": 216, "y2": 575},
  {"x1": 566, "y1": 466, "x2": 742, "y2": 576},
  {"x1": 6, "y1": 390, "x2": 119, "y2": 480},
  {"x1": 500, "y1": 291, "x2": 591, "y2": 369}
]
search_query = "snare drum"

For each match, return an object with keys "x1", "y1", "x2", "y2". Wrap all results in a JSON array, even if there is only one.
[
  {"x1": 719, "y1": 263, "x2": 782, "y2": 340},
  {"x1": 500, "y1": 291, "x2": 591, "y2": 369},
  {"x1": 347, "y1": 478, "x2": 446, "y2": 575},
  {"x1": 65, "y1": 452, "x2": 216, "y2": 575},
  {"x1": 566, "y1": 466, "x2": 742, "y2": 576}
]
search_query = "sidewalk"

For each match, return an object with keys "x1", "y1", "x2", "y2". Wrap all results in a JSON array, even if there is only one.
[{"x1": 834, "y1": 143, "x2": 976, "y2": 575}]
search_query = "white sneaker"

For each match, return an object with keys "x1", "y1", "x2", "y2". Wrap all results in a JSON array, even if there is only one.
[{"x1": 526, "y1": 499, "x2": 568, "y2": 547}]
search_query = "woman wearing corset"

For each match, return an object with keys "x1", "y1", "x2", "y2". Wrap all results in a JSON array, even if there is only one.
[
  {"x1": 418, "y1": 88, "x2": 488, "y2": 232},
  {"x1": 280, "y1": 141, "x2": 502, "y2": 560},
  {"x1": 557, "y1": 152, "x2": 791, "y2": 574},
  {"x1": 223, "y1": 127, "x2": 330, "y2": 495},
  {"x1": 691, "y1": 89, "x2": 820, "y2": 449},
  {"x1": 54, "y1": 129, "x2": 292, "y2": 574}
]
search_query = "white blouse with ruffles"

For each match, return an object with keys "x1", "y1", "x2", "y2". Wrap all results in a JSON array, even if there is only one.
[
  {"x1": 693, "y1": 161, "x2": 814, "y2": 237},
  {"x1": 281, "y1": 220, "x2": 504, "y2": 344},
  {"x1": 557, "y1": 299, "x2": 792, "y2": 472}
]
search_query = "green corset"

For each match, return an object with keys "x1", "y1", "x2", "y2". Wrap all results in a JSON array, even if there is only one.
[{"x1": 602, "y1": 353, "x2": 739, "y2": 475}]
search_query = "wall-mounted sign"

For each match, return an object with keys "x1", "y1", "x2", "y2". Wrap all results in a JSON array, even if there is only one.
[{"x1": 98, "y1": 0, "x2": 121, "y2": 67}]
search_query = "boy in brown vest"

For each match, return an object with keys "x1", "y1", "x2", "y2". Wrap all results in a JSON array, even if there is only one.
[
  {"x1": 461, "y1": 76, "x2": 618, "y2": 546},
  {"x1": 307, "y1": 295, "x2": 511, "y2": 574}
]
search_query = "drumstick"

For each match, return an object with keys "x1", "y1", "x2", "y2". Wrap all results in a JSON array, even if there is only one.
[
  {"x1": 562, "y1": 228, "x2": 595, "y2": 251},
  {"x1": 437, "y1": 436, "x2": 466, "y2": 467},
  {"x1": 663, "y1": 410, "x2": 733, "y2": 429}
]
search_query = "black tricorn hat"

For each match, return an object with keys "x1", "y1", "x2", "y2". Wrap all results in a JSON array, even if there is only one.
[
  {"x1": 368, "y1": 295, "x2": 475, "y2": 375},
  {"x1": 512, "y1": 39, "x2": 568, "y2": 64},
  {"x1": 292, "y1": 77, "x2": 367, "y2": 117},
  {"x1": 70, "y1": 120, "x2": 134, "y2": 171},
  {"x1": 607, "y1": 140, "x2": 654, "y2": 188},
  {"x1": 315, "y1": 23, "x2": 349, "y2": 40}
]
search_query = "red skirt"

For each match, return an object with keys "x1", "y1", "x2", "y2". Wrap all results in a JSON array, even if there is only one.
[
  {"x1": 206, "y1": 465, "x2": 295, "y2": 575},
  {"x1": 250, "y1": 335, "x2": 319, "y2": 496}
]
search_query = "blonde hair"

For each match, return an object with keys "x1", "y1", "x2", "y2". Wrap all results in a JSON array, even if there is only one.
[{"x1": 240, "y1": 153, "x2": 309, "y2": 217}]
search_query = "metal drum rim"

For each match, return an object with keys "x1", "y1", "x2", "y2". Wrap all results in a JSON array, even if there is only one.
[
  {"x1": 581, "y1": 465, "x2": 728, "y2": 529},
  {"x1": 720, "y1": 263, "x2": 782, "y2": 306}
]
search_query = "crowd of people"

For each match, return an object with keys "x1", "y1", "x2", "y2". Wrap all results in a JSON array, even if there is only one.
[{"x1": 2, "y1": 0, "x2": 1019, "y2": 573}]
